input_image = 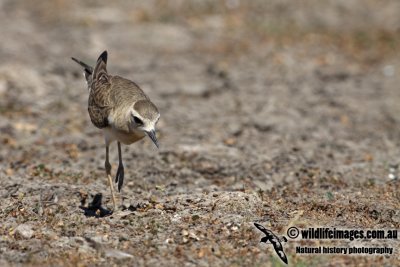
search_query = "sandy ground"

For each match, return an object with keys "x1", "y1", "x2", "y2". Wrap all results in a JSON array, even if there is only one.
[{"x1": 0, "y1": 0, "x2": 400, "y2": 266}]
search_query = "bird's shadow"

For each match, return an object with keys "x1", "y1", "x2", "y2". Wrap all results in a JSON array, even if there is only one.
[{"x1": 80, "y1": 193, "x2": 112, "y2": 217}]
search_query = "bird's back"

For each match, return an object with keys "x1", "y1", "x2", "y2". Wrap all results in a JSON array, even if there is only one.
[
  {"x1": 105, "y1": 76, "x2": 150, "y2": 132},
  {"x1": 108, "y1": 76, "x2": 148, "y2": 109},
  {"x1": 87, "y1": 51, "x2": 149, "y2": 130}
]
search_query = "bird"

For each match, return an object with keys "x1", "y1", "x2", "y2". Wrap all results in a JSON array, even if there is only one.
[
  {"x1": 71, "y1": 51, "x2": 160, "y2": 212},
  {"x1": 254, "y1": 223, "x2": 288, "y2": 264}
]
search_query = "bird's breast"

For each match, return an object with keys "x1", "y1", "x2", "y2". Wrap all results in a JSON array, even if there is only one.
[{"x1": 103, "y1": 127, "x2": 145, "y2": 145}]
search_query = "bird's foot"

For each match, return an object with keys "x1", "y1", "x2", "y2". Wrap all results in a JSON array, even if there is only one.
[{"x1": 115, "y1": 163, "x2": 124, "y2": 192}]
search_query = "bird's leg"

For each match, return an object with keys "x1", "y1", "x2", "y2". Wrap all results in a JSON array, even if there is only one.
[
  {"x1": 105, "y1": 144, "x2": 117, "y2": 211},
  {"x1": 115, "y1": 141, "x2": 124, "y2": 192}
]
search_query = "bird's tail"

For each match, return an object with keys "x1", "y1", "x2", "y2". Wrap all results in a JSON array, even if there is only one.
[{"x1": 71, "y1": 57, "x2": 93, "y2": 84}]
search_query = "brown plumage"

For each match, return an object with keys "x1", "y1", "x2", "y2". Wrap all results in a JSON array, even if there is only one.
[{"x1": 72, "y1": 51, "x2": 160, "y2": 212}]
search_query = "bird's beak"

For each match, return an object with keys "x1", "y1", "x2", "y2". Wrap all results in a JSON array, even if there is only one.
[{"x1": 146, "y1": 129, "x2": 159, "y2": 148}]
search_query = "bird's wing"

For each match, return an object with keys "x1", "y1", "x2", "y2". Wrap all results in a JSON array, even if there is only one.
[
  {"x1": 275, "y1": 249, "x2": 288, "y2": 264},
  {"x1": 88, "y1": 85, "x2": 112, "y2": 128},
  {"x1": 93, "y1": 51, "x2": 109, "y2": 83},
  {"x1": 88, "y1": 51, "x2": 113, "y2": 129},
  {"x1": 254, "y1": 223, "x2": 269, "y2": 234},
  {"x1": 270, "y1": 238, "x2": 283, "y2": 249},
  {"x1": 271, "y1": 240, "x2": 288, "y2": 264}
]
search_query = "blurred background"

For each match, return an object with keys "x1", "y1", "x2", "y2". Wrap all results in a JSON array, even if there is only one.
[
  {"x1": 1, "y1": 0, "x2": 399, "y2": 165},
  {"x1": 0, "y1": 0, "x2": 399, "y2": 265}
]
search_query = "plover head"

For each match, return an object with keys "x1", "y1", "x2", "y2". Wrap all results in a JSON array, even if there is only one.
[{"x1": 131, "y1": 99, "x2": 160, "y2": 148}]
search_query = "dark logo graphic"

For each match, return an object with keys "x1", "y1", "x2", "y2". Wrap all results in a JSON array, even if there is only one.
[{"x1": 254, "y1": 223, "x2": 288, "y2": 264}]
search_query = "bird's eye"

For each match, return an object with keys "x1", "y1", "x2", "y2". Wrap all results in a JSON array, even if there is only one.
[{"x1": 133, "y1": 116, "x2": 143, "y2": 125}]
